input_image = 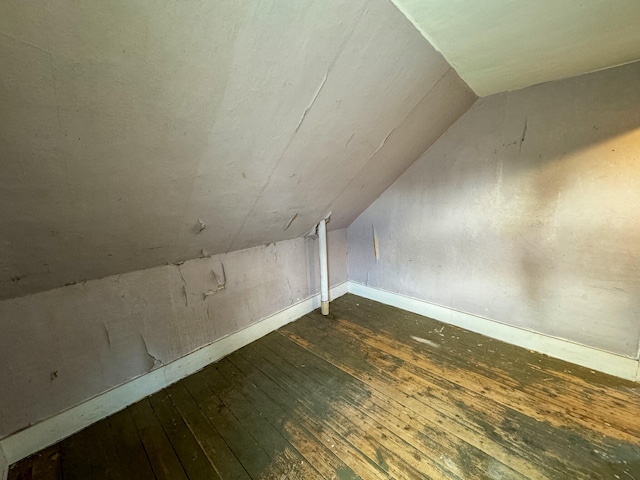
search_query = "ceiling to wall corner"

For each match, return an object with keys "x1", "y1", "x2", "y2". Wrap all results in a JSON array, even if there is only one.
[
  {"x1": 0, "y1": 0, "x2": 476, "y2": 299},
  {"x1": 391, "y1": 0, "x2": 640, "y2": 96}
]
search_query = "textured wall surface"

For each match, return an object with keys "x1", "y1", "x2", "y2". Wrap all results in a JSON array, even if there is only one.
[
  {"x1": 0, "y1": 0, "x2": 474, "y2": 299},
  {"x1": 349, "y1": 62, "x2": 640, "y2": 357},
  {"x1": 0, "y1": 229, "x2": 347, "y2": 439}
]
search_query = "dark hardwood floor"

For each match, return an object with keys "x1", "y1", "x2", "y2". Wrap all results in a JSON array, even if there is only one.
[{"x1": 8, "y1": 294, "x2": 640, "y2": 479}]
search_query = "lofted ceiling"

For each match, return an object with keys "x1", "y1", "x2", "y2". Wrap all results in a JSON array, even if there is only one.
[
  {"x1": 4, "y1": 0, "x2": 638, "y2": 300},
  {"x1": 391, "y1": 0, "x2": 640, "y2": 96},
  {"x1": 0, "y1": 0, "x2": 476, "y2": 299}
]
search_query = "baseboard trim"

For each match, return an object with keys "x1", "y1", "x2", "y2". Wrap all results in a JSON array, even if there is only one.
[
  {"x1": 0, "y1": 444, "x2": 7, "y2": 480},
  {"x1": 348, "y1": 282, "x2": 639, "y2": 383},
  {"x1": 0, "y1": 282, "x2": 349, "y2": 466}
]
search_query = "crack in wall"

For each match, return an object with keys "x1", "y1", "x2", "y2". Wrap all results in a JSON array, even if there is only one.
[
  {"x1": 225, "y1": 4, "x2": 369, "y2": 253},
  {"x1": 177, "y1": 265, "x2": 188, "y2": 306},
  {"x1": 345, "y1": 132, "x2": 356, "y2": 147},
  {"x1": 519, "y1": 117, "x2": 528, "y2": 153},
  {"x1": 286, "y1": 277, "x2": 294, "y2": 304},
  {"x1": 102, "y1": 322, "x2": 111, "y2": 348},
  {"x1": 328, "y1": 66, "x2": 457, "y2": 215},
  {"x1": 182, "y1": 285, "x2": 188, "y2": 307},
  {"x1": 295, "y1": 71, "x2": 328, "y2": 133},
  {"x1": 284, "y1": 213, "x2": 298, "y2": 231},
  {"x1": 1, "y1": 31, "x2": 49, "y2": 54},
  {"x1": 369, "y1": 127, "x2": 396, "y2": 160}
]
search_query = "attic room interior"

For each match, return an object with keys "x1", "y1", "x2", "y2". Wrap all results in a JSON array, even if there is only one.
[{"x1": 1, "y1": 0, "x2": 640, "y2": 478}]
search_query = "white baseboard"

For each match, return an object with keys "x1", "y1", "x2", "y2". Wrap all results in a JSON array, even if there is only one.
[
  {"x1": 0, "y1": 282, "x2": 349, "y2": 467},
  {"x1": 349, "y1": 282, "x2": 640, "y2": 383},
  {"x1": 0, "y1": 444, "x2": 7, "y2": 480}
]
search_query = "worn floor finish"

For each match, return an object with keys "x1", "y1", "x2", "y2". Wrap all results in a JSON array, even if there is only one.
[{"x1": 8, "y1": 294, "x2": 640, "y2": 479}]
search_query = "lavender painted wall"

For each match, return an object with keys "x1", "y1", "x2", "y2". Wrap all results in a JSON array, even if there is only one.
[
  {"x1": 0, "y1": 230, "x2": 347, "y2": 439},
  {"x1": 348, "y1": 62, "x2": 640, "y2": 358}
]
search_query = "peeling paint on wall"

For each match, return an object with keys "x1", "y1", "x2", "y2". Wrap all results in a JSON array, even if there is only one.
[
  {"x1": 0, "y1": 230, "x2": 349, "y2": 439},
  {"x1": 0, "y1": 0, "x2": 475, "y2": 300},
  {"x1": 348, "y1": 62, "x2": 640, "y2": 357}
]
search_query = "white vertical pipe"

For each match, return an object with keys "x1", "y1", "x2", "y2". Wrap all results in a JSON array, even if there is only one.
[{"x1": 318, "y1": 218, "x2": 329, "y2": 315}]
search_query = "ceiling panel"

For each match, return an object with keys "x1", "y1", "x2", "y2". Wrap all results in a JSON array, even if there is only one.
[
  {"x1": 391, "y1": 0, "x2": 640, "y2": 96},
  {"x1": 0, "y1": 0, "x2": 475, "y2": 299}
]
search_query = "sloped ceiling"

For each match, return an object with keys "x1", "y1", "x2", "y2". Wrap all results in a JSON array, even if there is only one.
[
  {"x1": 0, "y1": 0, "x2": 476, "y2": 299},
  {"x1": 391, "y1": 0, "x2": 640, "y2": 96}
]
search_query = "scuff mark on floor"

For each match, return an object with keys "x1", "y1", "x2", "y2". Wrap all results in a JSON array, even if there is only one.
[
  {"x1": 410, "y1": 335, "x2": 441, "y2": 349},
  {"x1": 284, "y1": 213, "x2": 298, "y2": 231},
  {"x1": 375, "y1": 448, "x2": 389, "y2": 472},
  {"x1": 431, "y1": 325, "x2": 445, "y2": 337}
]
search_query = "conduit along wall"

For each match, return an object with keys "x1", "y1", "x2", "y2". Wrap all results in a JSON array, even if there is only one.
[
  {"x1": 317, "y1": 215, "x2": 330, "y2": 315},
  {"x1": 0, "y1": 231, "x2": 348, "y2": 442}
]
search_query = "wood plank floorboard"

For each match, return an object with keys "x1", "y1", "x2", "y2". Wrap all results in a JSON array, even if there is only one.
[{"x1": 8, "y1": 294, "x2": 640, "y2": 479}]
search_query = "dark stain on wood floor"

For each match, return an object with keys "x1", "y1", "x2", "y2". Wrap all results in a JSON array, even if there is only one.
[{"x1": 8, "y1": 294, "x2": 640, "y2": 479}]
